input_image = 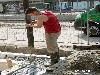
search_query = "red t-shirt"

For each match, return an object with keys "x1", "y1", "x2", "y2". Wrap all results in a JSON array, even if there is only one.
[{"x1": 42, "y1": 11, "x2": 61, "y2": 33}]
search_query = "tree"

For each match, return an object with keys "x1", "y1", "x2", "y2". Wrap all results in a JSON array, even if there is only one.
[{"x1": 22, "y1": 0, "x2": 34, "y2": 47}]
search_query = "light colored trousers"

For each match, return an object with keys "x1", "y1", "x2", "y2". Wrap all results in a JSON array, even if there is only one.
[{"x1": 45, "y1": 32, "x2": 61, "y2": 53}]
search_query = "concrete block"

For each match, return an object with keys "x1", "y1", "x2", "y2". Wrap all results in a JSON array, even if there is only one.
[
  {"x1": 91, "y1": 44, "x2": 100, "y2": 49},
  {"x1": 73, "y1": 44, "x2": 92, "y2": 50}
]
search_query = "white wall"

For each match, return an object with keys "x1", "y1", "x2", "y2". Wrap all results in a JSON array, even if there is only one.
[
  {"x1": 57, "y1": 1, "x2": 100, "y2": 10},
  {"x1": 59, "y1": 2, "x2": 68, "y2": 10},
  {"x1": 94, "y1": 1, "x2": 100, "y2": 7},
  {"x1": 0, "y1": 4, "x2": 3, "y2": 12},
  {"x1": 73, "y1": 1, "x2": 87, "y2": 10}
]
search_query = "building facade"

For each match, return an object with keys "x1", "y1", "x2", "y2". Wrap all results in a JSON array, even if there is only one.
[
  {"x1": 0, "y1": 0, "x2": 100, "y2": 13},
  {"x1": 49, "y1": 0, "x2": 100, "y2": 12}
]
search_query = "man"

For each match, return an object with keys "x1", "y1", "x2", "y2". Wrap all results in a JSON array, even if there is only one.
[{"x1": 26, "y1": 7, "x2": 61, "y2": 65}]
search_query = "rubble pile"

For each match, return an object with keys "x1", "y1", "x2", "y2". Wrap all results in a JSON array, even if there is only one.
[
  {"x1": 44, "y1": 51, "x2": 100, "y2": 75},
  {"x1": 68, "y1": 51, "x2": 100, "y2": 73},
  {"x1": 0, "y1": 51, "x2": 100, "y2": 75}
]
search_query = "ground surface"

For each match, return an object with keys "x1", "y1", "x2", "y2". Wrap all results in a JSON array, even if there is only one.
[
  {"x1": 0, "y1": 21, "x2": 100, "y2": 49},
  {"x1": 0, "y1": 20, "x2": 100, "y2": 75}
]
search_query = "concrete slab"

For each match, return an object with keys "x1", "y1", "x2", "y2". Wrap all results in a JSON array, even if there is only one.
[
  {"x1": 73, "y1": 44, "x2": 92, "y2": 50},
  {"x1": 0, "y1": 21, "x2": 100, "y2": 54}
]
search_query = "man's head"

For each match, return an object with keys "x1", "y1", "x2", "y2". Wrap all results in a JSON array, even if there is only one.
[
  {"x1": 95, "y1": 3, "x2": 100, "y2": 12},
  {"x1": 26, "y1": 7, "x2": 40, "y2": 16}
]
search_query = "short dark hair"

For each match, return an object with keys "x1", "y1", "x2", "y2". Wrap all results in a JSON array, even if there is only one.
[{"x1": 26, "y1": 7, "x2": 39, "y2": 14}]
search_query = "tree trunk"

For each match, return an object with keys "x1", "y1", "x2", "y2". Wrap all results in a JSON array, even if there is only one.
[
  {"x1": 22, "y1": 0, "x2": 34, "y2": 47},
  {"x1": 90, "y1": 0, "x2": 94, "y2": 9}
]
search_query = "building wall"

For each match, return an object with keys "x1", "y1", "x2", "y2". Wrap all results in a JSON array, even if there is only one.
[{"x1": 55, "y1": 0, "x2": 100, "y2": 11}]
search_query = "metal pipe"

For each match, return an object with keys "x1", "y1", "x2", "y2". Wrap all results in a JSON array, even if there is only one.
[
  {"x1": 7, "y1": 65, "x2": 27, "y2": 75},
  {"x1": 59, "y1": 0, "x2": 61, "y2": 14},
  {"x1": 87, "y1": 0, "x2": 90, "y2": 45},
  {"x1": 77, "y1": 0, "x2": 78, "y2": 11}
]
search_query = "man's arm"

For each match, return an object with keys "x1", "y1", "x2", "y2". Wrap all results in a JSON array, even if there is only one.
[
  {"x1": 26, "y1": 15, "x2": 48, "y2": 28},
  {"x1": 31, "y1": 15, "x2": 45, "y2": 28},
  {"x1": 34, "y1": 15, "x2": 43, "y2": 28}
]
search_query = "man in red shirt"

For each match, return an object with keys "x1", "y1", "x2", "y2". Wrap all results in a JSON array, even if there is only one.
[{"x1": 26, "y1": 7, "x2": 61, "y2": 65}]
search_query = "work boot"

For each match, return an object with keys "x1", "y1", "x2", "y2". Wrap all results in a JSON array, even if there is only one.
[
  {"x1": 46, "y1": 52, "x2": 59, "y2": 72},
  {"x1": 50, "y1": 52, "x2": 60, "y2": 65}
]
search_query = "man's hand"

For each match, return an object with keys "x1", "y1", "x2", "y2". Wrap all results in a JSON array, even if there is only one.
[
  {"x1": 26, "y1": 24, "x2": 33, "y2": 27},
  {"x1": 31, "y1": 21, "x2": 37, "y2": 25}
]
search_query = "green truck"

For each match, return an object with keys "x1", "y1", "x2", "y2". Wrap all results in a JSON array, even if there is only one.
[{"x1": 74, "y1": 3, "x2": 100, "y2": 36}]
